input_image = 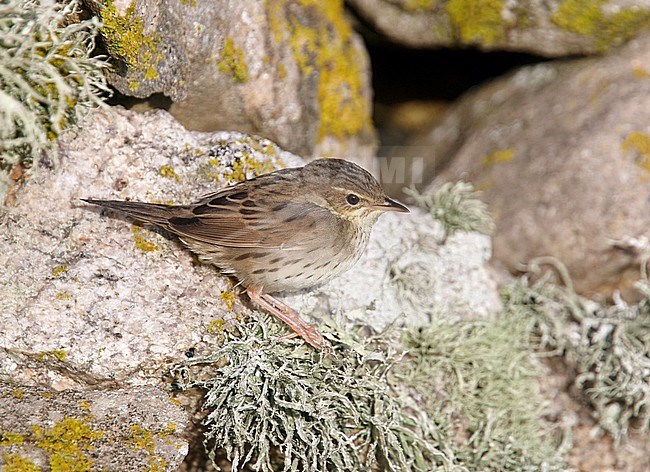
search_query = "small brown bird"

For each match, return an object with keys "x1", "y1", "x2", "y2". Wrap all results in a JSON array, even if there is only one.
[{"x1": 83, "y1": 158, "x2": 408, "y2": 349}]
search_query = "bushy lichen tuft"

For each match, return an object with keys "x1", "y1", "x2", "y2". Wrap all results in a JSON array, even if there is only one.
[
  {"x1": 0, "y1": 0, "x2": 110, "y2": 175},
  {"x1": 503, "y1": 261, "x2": 650, "y2": 440},
  {"x1": 172, "y1": 314, "x2": 450, "y2": 472},
  {"x1": 405, "y1": 182, "x2": 494, "y2": 241},
  {"x1": 398, "y1": 311, "x2": 566, "y2": 471}
]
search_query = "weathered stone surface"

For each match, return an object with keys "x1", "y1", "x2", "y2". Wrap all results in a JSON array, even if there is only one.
[
  {"x1": 0, "y1": 107, "x2": 300, "y2": 387},
  {"x1": 1, "y1": 106, "x2": 500, "y2": 389},
  {"x1": 84, "y1": 0, "x2": 375, "y2": 160},
  {"x1": 0, "y1": 382, "x2": 188, "y2": 471},
  {"x1": 420, "y1": 31, "x2": 650, "y2": 296},
  {"x1": 349, "y1": 0, "x2": 650, "y2": 56},
  {"x1": 0, "y1": 107, "x2": 500, "y2": 469}
]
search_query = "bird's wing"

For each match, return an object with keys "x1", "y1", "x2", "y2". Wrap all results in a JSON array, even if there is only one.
[{"x1": 167, "y1": 181, "x2": 334, "y2": 250}]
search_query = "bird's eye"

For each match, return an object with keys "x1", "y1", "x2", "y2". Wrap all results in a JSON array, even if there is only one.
[{"x1": 346, "y1": 194, "x2": 360, "y2": 205}]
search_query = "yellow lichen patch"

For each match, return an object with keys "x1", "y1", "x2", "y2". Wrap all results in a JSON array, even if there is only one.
[
  {"x1": 482, "y1": 148, "x2": 516, "y2": 167},
  {"x1": 404, "y1": 0, "x2": 436, "y2": 12},
  {"x1": 446, "y1": 0, "x2": 506, "y2": 46},
  {"x1": 36, "y1": 350, "x2": 67, "y2": 362},
  {"x1": 100, "y1": 1, "x2": 161, "y2": 89},
  {"x1": 10, "y1": 389, "x2": 24, "y2": 400},
  {"x1": 52, "y1": 265, "x2": 69, "y2": 277},
  {"x1": 129, "y1": 425, "x2": 154, "y2": 453},
  {"x1": 55, "y1": 292, "x2": 71, "y2": 301},
  {"x1": 552, "y1": 0, "x2": 650, "y2": 51},
  {"x1": 132, "y1": 225, "x2": 159, "y2": 252},
  {"x1": 220, "y1": 291, "x2": 236, "y2": 311},
  {"x1": 0, "y1": 432, "x2": 24, "y2": 446},
  {"x1": 129, "y1": 425, "x2": 168, "y2": 471},
  {"x1": 622, "y1": 131, "x2": 650, "y2": 173},
  {"x1": 270, "y1": 0, "x2": 371, "y2": 143},
  {"x1": 633, "y1": 66, "x2": 650, "y2": 79},
  {"x1": 217, "y1": 38, "x2": 249, "y2": 83},
  {"x1": 1, "y1": 453, "x2": 40, "y2": 472},
  {"x1": 206, "y1": 319, "x2": 225, "y2": 335},
  {"x1": 32, "y1": 417, "x2": 103, "y2": 472},
  {"x1": 77, "y1": 400, "x2": 91, "y2": 411},
  {"x1": 223, "y1": 156, "x2": 276, "y2": 183},
  {"x1": 158, "y1": 165, "x2": 180, "y2": 182},
  {"x1": 169, "y1": 396, "x2": 182, "y2": 407}
]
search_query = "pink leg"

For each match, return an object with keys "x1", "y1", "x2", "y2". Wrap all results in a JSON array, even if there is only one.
[{"x1": 247, "y1": 288, "x2": 331, "y2": 351}]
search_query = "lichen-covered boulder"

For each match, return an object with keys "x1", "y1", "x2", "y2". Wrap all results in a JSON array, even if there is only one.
[
  {"x1": 348, "y1": 0, "x2": 650, "y2": 56},
  {"x1": 1, "y1": 105, "x2": 499, "y2": 381},
  {"x1": 0, "y1": 383, "x2": 188, "y2": 471},
  {"x1": 0, "y1": 107, "x2": 500, "y2": 469},
  {"x1": 83, "y1": 0, "x2": 375, "y2": 161},
  {"x1": 420, "y1": 31, "x2": 650, "y2": 296}
]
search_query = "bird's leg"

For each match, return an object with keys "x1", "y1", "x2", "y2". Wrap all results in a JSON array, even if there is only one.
[{"x1": 247, "y1": 288, "x2": 330, "y2": 350}]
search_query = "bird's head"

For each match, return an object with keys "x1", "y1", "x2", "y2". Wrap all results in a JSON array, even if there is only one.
[{"x1": 301, "y1": 159, "x2": 409, "y2": 227}]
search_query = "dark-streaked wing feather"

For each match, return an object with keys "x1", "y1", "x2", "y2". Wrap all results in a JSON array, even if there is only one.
[{"x1": 165, "y1": 176, "x2": 331, "y2": 250}]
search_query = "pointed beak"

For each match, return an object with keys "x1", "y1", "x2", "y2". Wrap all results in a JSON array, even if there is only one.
[{"x1": 374, "y1": 196, "x2": 410, "y2": 213}]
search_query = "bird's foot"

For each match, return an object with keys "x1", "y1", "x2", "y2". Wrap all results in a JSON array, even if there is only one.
[{"x1": 247, "y1": 288, "x2": 332, "y2": 351}]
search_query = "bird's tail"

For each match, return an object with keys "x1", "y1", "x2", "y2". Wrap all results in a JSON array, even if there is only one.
[{"x1": 82, "y1": 199, "x2": 182, "y2": 227}]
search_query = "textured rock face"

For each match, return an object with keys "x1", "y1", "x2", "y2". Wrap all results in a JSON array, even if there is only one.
[
  {"x1": 0, "y1": 383, "x2": 188, "y2": 471},
  {"x1": 1, "y1": 107, "x2": 499, "y2": 378},
  {"x1": 419, "y1": 31, "x2": 650, "y2": 296},
  {"x1": 349, "y1": 0, "x2": 650, "y2": 56},
  {"x1": 0, "y1": 107, "x2": 500, "y2": 469},
  {"x1": 0, "y1": 107, "x2": 302, "y2": 386},
  {"x1": 84, "y1": 0, "x2": 375, "y2": 161}
]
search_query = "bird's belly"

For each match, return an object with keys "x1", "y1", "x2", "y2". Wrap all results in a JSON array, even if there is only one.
[
  {"x1": 241, "y1": 247, "x2": 361, "y2": 293},
  {"x1": 186, "y1": 225, "x2": 369, "y2": 294}
]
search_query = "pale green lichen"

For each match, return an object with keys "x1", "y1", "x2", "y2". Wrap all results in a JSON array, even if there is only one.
[
  {"x1": 0, "y1": 0, "x2": 110, "y2": 176},
  {"x1": 503, "y1": 261, "x2": 650, "y2": 440},
  {"x1": 446, "y1": 0, "x2": 507, "y2": 46},
  {"x1": 398, "y1": 311, "x2": 566, "y2": 471},
  {"x1": 551, "y1": 0, "x2": 650, "y2": 51},
  {"x1": 172, "y1": 314, "x2": 448, "y2": 472},
  {"x1": 217, "y1": 38, "x2": 249, "y2": 83},
  {"x1": 100, "y1": 0, "x2": 161, "y2": 91},
  {"x1": 405, "y1": 182, "x2": 495, "y2": 241}
]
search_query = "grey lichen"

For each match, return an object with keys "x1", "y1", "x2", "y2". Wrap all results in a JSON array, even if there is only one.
[
  {"x1": 0, "y1": 0, "x2": 110, "y2": 177},
  {"x1": 398, "y1": 311, "x2": 566, "y2": 471},
  {"x1": 503, "y1": 259, "x2": 650, "y2": 440},
  {"x1": 171, "y1": 314, "x2": 451, "y2": 472},
  {"x1": 405, "y1": 182, "x2": 494, "y2": 242}
]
